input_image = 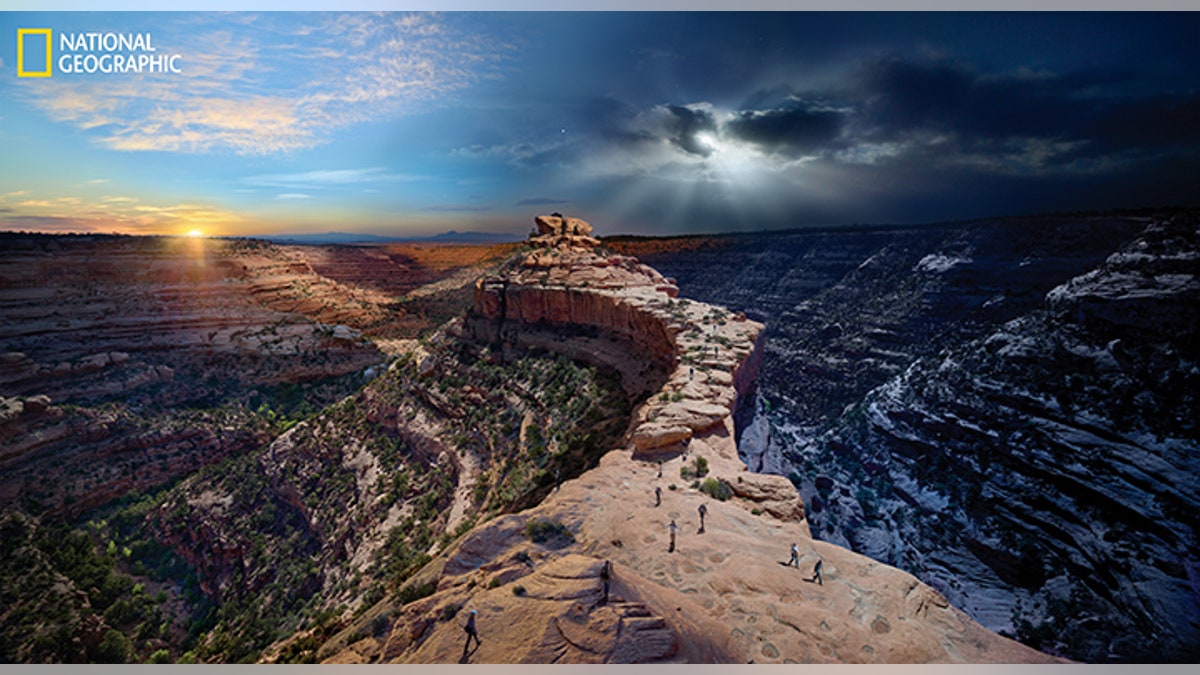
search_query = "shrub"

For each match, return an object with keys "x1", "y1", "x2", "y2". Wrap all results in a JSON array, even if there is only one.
[
  {"x1": 525, "y1": 518, "x2": 575, "y2": 545},
  {"x1": 396, "y1": 581, "x2": 437, "y2": 606},
  {"x1": 680, "y1": 455, "x2": 709, "y2": 480},
  {"x1": 512, "y1": 585, "x2": 526, "y2": 596},
  {"x1": 440, "y1": 603, "x2": 461, "y2": 622},
  {"x1": 699, "y1": 477, "x2": 733, "y2": 501},
  {"x1": 370, "y1": 614, "x2": 391, "y2": 637},
  {"x1": 487, "y1": 577, "x2": 502, "y2": 589},
  {"x1": 94, "y1": 629, "x2": 132, "y2": 663}
]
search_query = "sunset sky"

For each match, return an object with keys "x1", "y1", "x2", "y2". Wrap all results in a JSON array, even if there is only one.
[{"x1": 1, "y1": 11, "x2": 1197, "y2": 237}]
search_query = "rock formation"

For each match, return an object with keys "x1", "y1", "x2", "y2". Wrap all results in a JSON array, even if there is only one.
[
  {"x1": 314, "y1": 217, "x2": 1058, "y2": 664},
  {"x1": 616, "y1": 212, "x2": 1198, "y2": 661},
  {"x1": 529, "y1": 214, "x2": 602, "y2": 249}
]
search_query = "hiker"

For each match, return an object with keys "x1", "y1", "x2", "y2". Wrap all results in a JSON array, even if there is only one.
[
  {"x1": 600, "y1": 560, "x2": 611, "y2": 605},
  {"x1": 811, "y1": 559, "x2": 823, "y2": 585},
  {"x1": 698, "y1": 503, "x2": 707, "y2": 533},
  {"x1": 689, "y1": 366, "x2": 694, "y2": 380},
  {"x1": 655, "y1": 485, "x2": 662, "y2": 507},
  {"x1": 657, "y1": 460, "x2": 663, "y2": 478},
  {"x1": 788, "y1": 542, "x2": 800, "y2": 568},
  {"x1": 463, "y1": 609, "x2": 481, "y2": 653},
  {"x1": 668, "y1": 519, "x2": 677, "y2": 553}
]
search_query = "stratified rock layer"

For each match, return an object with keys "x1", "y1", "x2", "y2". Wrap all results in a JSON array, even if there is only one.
[{"x1": 318, "y1": 217, "x2": 1058, "y2": 664}]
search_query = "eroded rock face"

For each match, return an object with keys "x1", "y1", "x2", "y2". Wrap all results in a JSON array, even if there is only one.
[
  {"x1": 530, "y1": 214, "x2": 601, "y2": 249},
  {"x1": 314, "y1": 218, "x2": 1058, "y2": 664},
  {"x1": 626, "y1": 213, "x2": 1197, "y2": 661}
]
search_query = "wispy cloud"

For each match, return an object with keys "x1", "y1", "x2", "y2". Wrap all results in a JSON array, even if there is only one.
[
  {"x1": 274, "y1": 193, "x2": 311, "y2": 200},
  {"x1": 16, "y1": 13, "x2": 512, "y2": 155},
  {"x1": 243, "y1": 167, "x2": 423, "y2": 189}
]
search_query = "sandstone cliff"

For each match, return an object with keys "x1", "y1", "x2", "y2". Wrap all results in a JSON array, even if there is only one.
[{"x1": 313, "y1": 217, "x2": 1058, "y2": 664}]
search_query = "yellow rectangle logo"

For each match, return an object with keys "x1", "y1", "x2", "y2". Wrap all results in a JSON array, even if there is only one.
[{"x1": 17, "y1": 28, "x2": 53, "y2": 78}]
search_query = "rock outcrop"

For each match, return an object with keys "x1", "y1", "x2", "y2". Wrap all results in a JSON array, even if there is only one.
[
  {"x1": 620, "y1": 212, "x2": 1197, "y2": 661},
  {"x1": 316, "y1": 217, "x2": 1058, "y2": 664},
  {"x1": 529, "y1": 214, "x2": 602, "y2": 249}
]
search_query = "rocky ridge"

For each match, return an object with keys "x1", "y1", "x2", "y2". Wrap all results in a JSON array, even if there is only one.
[
  {"x1": 312, "y1": 217, "x2": 1057, "y2": 664},
  {"x1": 624, "y1": 212, "x2": 1196, "y2": 661}
]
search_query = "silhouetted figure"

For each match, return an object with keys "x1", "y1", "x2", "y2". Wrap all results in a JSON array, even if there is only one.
[
  {"x1": 600, "y1": 560, "x2": 611, "y2": 605},
  {"x1": 788, "y1": 542, "x2": 800, "y2": 568},
  {"x1": 698, "y1": 503, "x2": 707, "y2": 533},
  {"x1": 655, "y1": 486, "x2": 662, "y2": 507},
  {"x1": 668, "y1": 519, "x2": 677, "y2": 553},
  {"x1": 462, "y1": 609, "x2": 481, "y2": 655},
  {"x1": 689, "y1": 366, "x2": 694, "y2": 380},
  {"x1": 811, "y1": 559, "x2": 823, "y2": 585},
  {"x1": 657, "y1": 460, "x2": 663, "y2": 478}
]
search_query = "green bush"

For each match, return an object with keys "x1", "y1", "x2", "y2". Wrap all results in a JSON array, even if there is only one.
[
  {"x1": 699, "y1": 477, "x2": 733, "y2": 501},
  {"x1": 395, "y1": 580, "x2": 437, "y2": 606},
  {"x1": 524, "y1": 518, "x2": 574, "y2": 545},
  {"x1": 94, "y1": 628, "x2": 132, "y2": 663},
  {"x1": 370, "y1": 614, "x2": 391, "y2": 637},
  {"x1": 440, "y1": 603, "x2": 461, "y2": 622},
  {"x1": 512, "y1": 585, "x2": 526, "y2": 597},
  {"x1": 680, "y1": 455, "x2": 709, "y2": 480}
]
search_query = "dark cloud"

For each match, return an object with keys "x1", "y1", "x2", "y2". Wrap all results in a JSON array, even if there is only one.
[
  {"x1": 847, "y1": 56, "x2": 1200, "y2": 165},
  {"x1": 1078, "y1": 94, "x2": 1200, "y2": 157},
  {"x1": 738, "y1": 85, "x2": 802, "y2": 111},
  {"x1": 662, "y1": 104, "x2": 718, "y2": 157},
  {"x1": 725, "y1": 102, "x2": 846, "y2": 156}
]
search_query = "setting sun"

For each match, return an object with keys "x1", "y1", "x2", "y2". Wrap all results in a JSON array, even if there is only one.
[{"x1": 186, "y1": 229, "x2": 204, "y2": 238}]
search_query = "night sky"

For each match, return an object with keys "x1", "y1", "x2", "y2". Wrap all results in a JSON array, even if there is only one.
[{"x1": 2, "y1": 12, "x2": 1197, "y2": 237}]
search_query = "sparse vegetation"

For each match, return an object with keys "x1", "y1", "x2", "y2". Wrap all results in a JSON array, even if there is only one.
[
  {"x1": 525, "y1": 518, "x2": 575, "y2": 545},
  {"x1": 680, "y1": 455, "x2": 709, "y2": 480},
  {"x1": 699, "y1": 477, "x2": 733, "y2": 501}
]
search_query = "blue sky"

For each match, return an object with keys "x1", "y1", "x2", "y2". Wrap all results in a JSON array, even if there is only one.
[{"x1": 1, "y1": 12, "x2": 1197, "y2": 237}]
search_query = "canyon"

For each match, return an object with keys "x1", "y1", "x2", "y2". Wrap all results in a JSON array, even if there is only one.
[
  {"x1": 622, "y1": 211, "x2": 1199, "y2": 661},
  {"x1": 1, "y1": 210, "x2": 1194, "y2": 663}
]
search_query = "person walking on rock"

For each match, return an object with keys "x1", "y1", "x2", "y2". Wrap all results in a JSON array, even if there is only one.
[
  {"x1": 668, "y1": 519, "x2": 677, "y2": 553},
  {"x1": 788, "y1": 542, "x2": 800, "y2": 568},
  {"x1": 463, "y1": 609, "x2": 481, "y2": 654},
  {"x1": 698, "y1": 503, "x2": 707, "y2": 533},
  {"x1": 811, "y1": 558, "x2": 824, "y2": 585},
  {"x1": 657, "y1": 460, "x2": 663, "y2": 478},
  {"x1": 600, "y1": 560, "x2": 612, "y2": 606},
  {"x1": 655, "y1": 485, "x2": 662, "y2": 507}
]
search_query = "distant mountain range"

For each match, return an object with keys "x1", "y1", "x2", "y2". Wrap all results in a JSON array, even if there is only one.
[{"x1": 257, "y1": 230, "x2": 521, "y2": 245}]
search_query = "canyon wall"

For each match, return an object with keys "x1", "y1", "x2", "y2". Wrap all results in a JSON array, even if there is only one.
[{"x1": 314, "y1": 217, "x2": 1058, "y2": 664}]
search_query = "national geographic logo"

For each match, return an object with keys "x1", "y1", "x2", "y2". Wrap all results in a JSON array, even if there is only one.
[{"x1": 16, "y1": 28, "x2": 183, "y2": 77}]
